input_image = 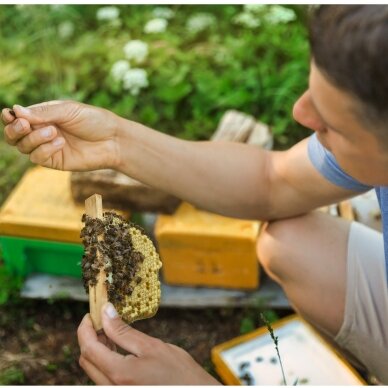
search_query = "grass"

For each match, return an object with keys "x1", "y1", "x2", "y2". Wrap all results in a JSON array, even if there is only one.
[
  {"x1": 0, "y1": 261, "x2": 23, "y2": 305},
  {"x1": 0, "y1": 367, "x2": 25, "y2": 385},
  {"x1": 260, "y1": 312, "x2": 288, "y2": 385}
]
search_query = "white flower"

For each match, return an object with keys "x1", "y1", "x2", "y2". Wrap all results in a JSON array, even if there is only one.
[
  {"x1": 186, "y1": 13, "x2": 216, "y2": 34},
  {"x1": 233, "y1": 12, "x2": 261, "y2": 29},
  {"x1": 96, "y1": 6, "x2": 120, "y2": 22},
  {"x1": 243, "y1": 4, "x2": 266, "y2": 14},
  {"x1": 110, "y1": 60, "x2": 131, "y2": 82},
  {"x1": 123, "y1": 69, "x2": 149, "y2": 96},
  {"x1": 123, "y1": 40, "x2": 149, "y2": 64},
  {"x1": 265, "y1": 6, "x2": 296, "y2": 24},
  {"x1": 152, "y1": 7, "x2": 175, "y2": 20},
  {"x1": 144, "y1": 18, "x2": 168, "y2": 34},
  {"x1": 58, "y1": 21, "x2": 74, "y2": 39}
]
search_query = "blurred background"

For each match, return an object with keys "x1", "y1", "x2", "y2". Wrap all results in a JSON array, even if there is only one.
[{"x1": 0, "y1": 4, "x2": 310, "y2": 384}]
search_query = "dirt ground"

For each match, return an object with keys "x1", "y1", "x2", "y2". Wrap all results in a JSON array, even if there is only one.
[{"x1": 0, "y1": 297, "x2": 285, "y2": 385}]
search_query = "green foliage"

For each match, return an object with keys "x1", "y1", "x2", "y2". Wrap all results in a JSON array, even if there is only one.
[
  {"x1": 239, "y1": 315, "x2": 256, "y2": 335},
  {"x1": 0, "y1": 132, "x2": 31, "y2": 205},
  {"x1": 239, "y1": 307, "x2": 278, "y2": 335},
  {"x1": 261, "y1": 308, "x2": 279, "y2": 324},
  {"x1": 0, "y1": 367, "x2": 25, "y2": 385},
  {"x1": 0, "y1": 4, "x2": 311, "y2": 204},
  {"x1": 46, "y1": 363, "x2": 58, "y2": 373},
  {"x1": 0, "y1": 5, "x2": 309, "y2": 137},
  {"x1": 0, "y1": 262, "x2": 23, "y2": 305}
]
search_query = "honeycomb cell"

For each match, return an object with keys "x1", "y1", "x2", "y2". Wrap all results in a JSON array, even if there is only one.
[{"x1": 81, "y1": 212, "x2": 162, "y2": 324}]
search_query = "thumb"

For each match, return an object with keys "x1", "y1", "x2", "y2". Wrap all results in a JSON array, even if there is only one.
[
  {"x1": 102, "y1": 303, "x2": 152, "y2": 356},
  {"x1": 13, "y1": 100, "x2": 69, "y2": 125}
]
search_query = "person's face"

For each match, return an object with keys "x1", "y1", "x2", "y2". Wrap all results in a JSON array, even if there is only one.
[{"x1": 293, "y1": 61, "x2": 388, "y2": 186}]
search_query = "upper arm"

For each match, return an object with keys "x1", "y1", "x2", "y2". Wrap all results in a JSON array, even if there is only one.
[{"x1": 267, "y1": 137, "x2": 367, "y2": 219}]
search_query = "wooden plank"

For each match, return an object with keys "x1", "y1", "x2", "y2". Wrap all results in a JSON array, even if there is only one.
[
  {"x1": 85, "y1": 194, "x2": 108, "y2": 331},
  {"x1": 350, "y1": 190, "x2": 382, "y2": 231},
  {"x1": 211, "y1": 110, "x2": 256, "y2": 142},
  {"x1": 246, "y1": 122, "x2": 273, "y2": 149},
  {"x1": 160, "y1": 275, "x2": 289, "y2": 308},
  {"x1": 21, "y1": 274, "x2": 290, "y2": 309},
  {"x1": 338, "y1": 201, "x2": 355, "y2": 221}
]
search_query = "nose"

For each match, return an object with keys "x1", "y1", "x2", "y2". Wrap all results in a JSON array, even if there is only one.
[{"x1": 293, "y1": 90, "x2": 326, "y2": 133}]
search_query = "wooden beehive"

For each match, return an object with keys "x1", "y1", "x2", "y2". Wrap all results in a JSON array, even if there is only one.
[
  {"x1": 155, "y1": 203, "x2": 261, "y2": 289},
  {"x1": 0, "y1": 166, "x2": 129, "y2": 278}
]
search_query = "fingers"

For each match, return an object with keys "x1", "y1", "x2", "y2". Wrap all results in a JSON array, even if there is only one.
[
  {"x1": 102, "y1": 303, "x2": 156, "y2": 356},
  {"x1": 97, "y1": 332, "x2": 117, "y2": 352},
  {"x1": 13, "y1": 101, "x2": 74, "y2": 126},
  {"x1": 16, "y1": 126, "x2": 58, "y2": 154},
  {"x1": 28, "y1": 137, "x2": 65, "y2": 165},
  {"x1": 77, "y1": 314, "x2": 129, "y2": 378},
  {"x1": 27, "y1": 100, "x2": 64, "y2": 109},
  {"x1": 4, "y1": 118, "x2": 32, "y2": 146},
  {"x1": 1, "y1": 108, "x2": 16, "y2": 125},
  {"x1": 79, "y1": 355, "x2": 113, "y2": 385}
]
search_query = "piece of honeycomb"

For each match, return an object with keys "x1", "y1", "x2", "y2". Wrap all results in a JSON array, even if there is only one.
[{"x1": 81, "y1": 212, "x2": 162, "y2": 324}]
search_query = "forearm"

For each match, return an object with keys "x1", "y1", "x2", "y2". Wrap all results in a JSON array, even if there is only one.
[{"x1": 114, "y1": 117, "x2": 273, "y2": 219}]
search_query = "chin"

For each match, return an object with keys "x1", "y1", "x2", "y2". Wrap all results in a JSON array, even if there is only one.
[{"x1": 316, "y1": 133, "x2": 332, "y2": 151}]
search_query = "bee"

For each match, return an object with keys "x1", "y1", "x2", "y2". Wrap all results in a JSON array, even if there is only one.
[
  {"x1": 239, "y1": 361, "x2": 250, "y2": 371},
  {"x1": 83, "y1": 262, "x2": 91, "y2": 270},
  {"x1": 239, "y1": 372, "x2": 254, "y2": 386}
]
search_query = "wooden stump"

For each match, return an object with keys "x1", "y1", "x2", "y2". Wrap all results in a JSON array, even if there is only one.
[{"x1": 71, "y1": 170, "x2": 180, "y2": 214}]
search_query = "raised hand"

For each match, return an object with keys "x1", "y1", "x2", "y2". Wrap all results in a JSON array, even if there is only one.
[{"x1": 2, "y1": 101, "x2": 122, "y2": 171}]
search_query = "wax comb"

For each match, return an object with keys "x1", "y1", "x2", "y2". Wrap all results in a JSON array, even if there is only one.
[{"x1": 81, "y1": 194, "x2": 162, "y2": 329}]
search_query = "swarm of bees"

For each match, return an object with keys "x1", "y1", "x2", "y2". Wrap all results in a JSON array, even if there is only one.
[{"x1": 81, "y1": 211, "x2": 162, "y2": 324}]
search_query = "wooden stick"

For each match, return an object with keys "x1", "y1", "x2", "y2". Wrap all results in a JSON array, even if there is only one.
[
  {"x1": 85, "y1": 194, "x2": 108, "y2": 332},
  {"x1": 338, "y1": 200, "x2": 355, "y2": 221}
]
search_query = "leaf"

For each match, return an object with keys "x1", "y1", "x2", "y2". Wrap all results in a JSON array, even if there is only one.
[
  {"x1": 139, "y1": 105, "x2": 159, "y2": 126},
  {"x1": 155, "y1": 82, "x2": 192, "y2": 103},
  {"x1": 240, "y1": 316, "x2": 255, "y2": 334}
]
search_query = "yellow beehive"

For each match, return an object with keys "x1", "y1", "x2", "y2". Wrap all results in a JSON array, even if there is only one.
[
  {"x1": 0, "y1": 166, "x2": 129, "y2": 279},
  {"x1": 0, "y1": 166, "x2": 86, "y2": 243},
  {"x1": 155, "y1": 202, "x2": 261, "y2": 289},
  {"x1": 0, "y1": 166, "x2": 130, "y2": 243}
]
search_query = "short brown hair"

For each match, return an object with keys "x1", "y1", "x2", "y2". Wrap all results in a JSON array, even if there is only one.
[{"x1": 309, "y1": 5, "x2": 388, "y2": 133}]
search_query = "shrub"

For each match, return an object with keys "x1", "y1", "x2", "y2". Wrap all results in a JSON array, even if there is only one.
[{"x1": 0, "y1": 5, "x2": 311, "y2": 203}]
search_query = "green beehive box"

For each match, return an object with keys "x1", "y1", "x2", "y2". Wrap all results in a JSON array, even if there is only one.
[
  {"x1": 0, "y1": 236, "x2": 83, "y2": 278},
  {"x1": 0, "y1": 167, "x2": 87, "y2": 278},
  {"x1": 0, "y1": 167, "x2": 130, "y2": 279}
]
